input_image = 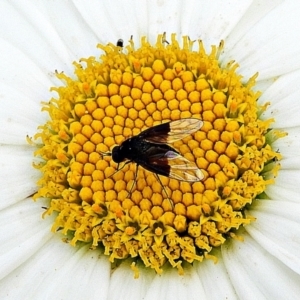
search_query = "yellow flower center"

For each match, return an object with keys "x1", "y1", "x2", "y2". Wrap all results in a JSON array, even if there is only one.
[{"x1": 32, "y1": 33, "x2": 283, "y2": 275}]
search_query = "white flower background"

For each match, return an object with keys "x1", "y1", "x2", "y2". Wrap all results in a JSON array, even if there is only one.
[{"x1": 1, "y1": 0, "x2": 300, "y2": 299}]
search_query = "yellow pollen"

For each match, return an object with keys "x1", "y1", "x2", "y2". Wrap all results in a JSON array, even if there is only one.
[
  {"x1": 32, "y1": 33, "x2": 283, "y2": 275},
  {"x1": 125, "y1": 226, "x2": 136, "y2": 236}
]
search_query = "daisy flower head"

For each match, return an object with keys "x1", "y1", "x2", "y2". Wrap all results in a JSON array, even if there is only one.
[{"x1": 1, "y1": 1, "x2": 300, "y2": 299}]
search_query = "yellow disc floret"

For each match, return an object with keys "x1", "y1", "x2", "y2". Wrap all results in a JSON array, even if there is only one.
[{"x1": 32, "y1": 34, "x2": 284, "y2": 275}]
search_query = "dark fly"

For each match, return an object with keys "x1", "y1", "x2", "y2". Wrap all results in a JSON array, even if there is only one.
[
  {"x1": 116, "y1": 39, "x2": 123, "y2": 47},
  {"x1": 101, "y1": 118, "x2": 204, "y2": 204}
]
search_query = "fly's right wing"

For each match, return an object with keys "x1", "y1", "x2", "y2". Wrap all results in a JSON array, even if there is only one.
[{"x1": 139, "y1": 118, "x2": 203, "y2": 144}]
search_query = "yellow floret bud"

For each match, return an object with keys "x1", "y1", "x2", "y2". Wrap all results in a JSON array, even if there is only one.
[
  {"x1": 142, "y1": 67, "x2": 155, "y2": 81},
  {"x1": 74, "y1": 103, "x2": 86, "y2": 118},
  {"x1": 173, "y1": 215, "x2": 187, "y2": 232},
  {"x1": 152, "y1": 74, "x2": 164, "y2": 89},
  {"x1": 152, "y1": 59, "x2": 166, "y2": 74},
  {"x1": 122, "y1": 72, "x2": 133, "y2": 87},
  {"x1": 70, "y1": 122, "x2": 82, "y2": 135}
]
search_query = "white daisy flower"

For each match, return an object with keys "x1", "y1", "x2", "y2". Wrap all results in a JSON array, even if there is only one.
[{"x1": 1, "y1": 1, "x2": 300, "y2": 299}]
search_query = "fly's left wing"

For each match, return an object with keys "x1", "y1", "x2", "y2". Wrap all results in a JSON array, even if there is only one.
[
  {"x1": 140, "y1": 118, "x2": 203, "y2": 144},
  {"x1": 142, "y1": 147, "x2": 204, "y2": 182},
  {"x1": 162, "y1": 151, "x2": 204, "y2": 181}
]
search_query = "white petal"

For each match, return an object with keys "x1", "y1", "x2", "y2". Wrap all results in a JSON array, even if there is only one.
[
  {"x1": 33, "y1": 1, "x2": 101, "y2": 58},
  {"x1": 0, "y1": 38, "x2": 55, "y2": 144},
  {"x1": 0, "y1": 145, "x2": 39, "y2": 210},
  {"x1": 73, "y1": 0, "x2": 148, "y2": 44},
  {"x1": 266, "y1": 169, "x2": 300, "y2": 203},
  {"x1": 259, "y1": 69, "x2": 300, "y2": 128},
  {"x1": 0, "y1": 237, "x2": 111, "y2": 300},
  {"x1": 144, "y1": 0, "x2": 184, "y2": 41},
  {"x1": 0, "y1": 2, "x2": 72, "y2": 73},
  {"x1": 224, "y1": 1, "x2": 300, "y2": 80},
  {"x1": 246, "y1": 200, "x2": 300, "y2": 275},
  {"x1": 272, "y1": 126, "x2": 300, "y2": 159},
  {"x1": 108, "y1": 261, "x2": 155, "y2": 300},
  {"x1": 0, "y1": 81, "x2": 47, "y2": 145},
  {"x1": 182, "y1": 0, "x2": 253, "y2": 44},
  {"x1": 0, "y1": 198, "x2": 52, "y2": 281},
  {"x1": 280, "y1": 156, "x2": 300, "y2": 170},
  {"x1": 225, "y1": 0, "x2": 284, "y2": 47},
  {"x1": 143, "y1": 267, "x2": 205, "y2": 300},
  {"x1": 196, "y1": 251, "x2": 238, "y2": 299},
  {"x1": 0, "y1": 37, "x2": 53, "y2": 95},
  {"x1": 0, "y1": 84, "x2": 40, "y2": 144},
  {"x1": 75, "y1": 0, "x2": 252, "y2": 47},
  {"x1": 222, "y1": 233, "x2": 300, "y2": 299}
]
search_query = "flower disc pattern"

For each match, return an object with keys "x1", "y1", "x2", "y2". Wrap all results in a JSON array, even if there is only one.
[{"x1": 33, "y1": 34, "x2": 282, "y2": 274}]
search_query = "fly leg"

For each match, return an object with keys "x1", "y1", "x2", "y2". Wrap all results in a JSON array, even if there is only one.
[
  {"x1": 154, "y1": 173, "x2": 174, "y2": 209},
  {"x1": 106, "y1": 160, "x2": 131, "y2": 178},
  {"x1": 126, "y1": 164, "x2": 139, "y2": 198}
]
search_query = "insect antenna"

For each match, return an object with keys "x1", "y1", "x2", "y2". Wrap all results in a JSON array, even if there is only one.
[
  {"x1": 98, "y1": 150, "x2": 112, "y2": 157},
  {"x1": 99, "y1": 150, "x2": 129, "y2": 178}
]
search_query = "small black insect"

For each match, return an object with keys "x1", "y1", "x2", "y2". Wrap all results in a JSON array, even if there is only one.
[
  {"x1": 101, "y1": 118, "x2": 204, "y2": 202},
  {"x1": 116, "y1": 39, "x2": 124, "y2": 47}
]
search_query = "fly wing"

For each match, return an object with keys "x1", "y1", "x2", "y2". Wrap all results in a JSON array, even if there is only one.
[
  {"x1": 162, "y1": 151, "x2": 204, "y2": 181},
  {"x1": 142, "y1": 147, "x2": 204, "y2": 182},
  {"x1": 140, "y1": 118, "x2": 203, "y2": 144}
]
